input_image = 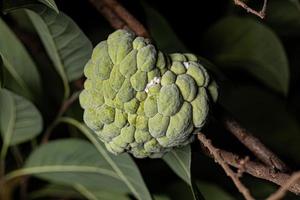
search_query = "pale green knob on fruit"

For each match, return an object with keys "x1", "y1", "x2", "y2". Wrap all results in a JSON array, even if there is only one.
[{"x1": 79, "y1": 29, "x2": 218, "y2": 158}]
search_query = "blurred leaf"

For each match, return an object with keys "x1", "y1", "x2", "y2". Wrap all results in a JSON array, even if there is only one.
[
  {"x1": 166, "y1": 181, "x2": 233, "y2": 200},
  {"x1": 191, "y1": 179, "x2": 205, "y2": 200},
  {"x1": 0, "y1": 88, "x2": 42, "y2": 158},
  {"x1": 166, "y1": 181, "x2": 194, "y2": 200},
  {"x1": 59, "y1": 117, "x2": 153, "y2": 200},
  {"x1": 142, "y1": 2, "x2": 187, "y2": 53},
  {"x1": 9, "y1": 10, "x2": 35, "y2": 34},
  {"x1": 2, "y1": 0, "x2": 58, "y2": 13},
  {"x1": 26, "y1": 5, "x2": 92, "y2": 98},
  {"x1": 267, "y1": 0, "x2": 300, "y2": 36},
  {"x1": 197, "y1": 181, "x2": 234, "y2": 200},
  {"x1": 30, "y1": 184, "x2": 82, "y2": 199},
  {"x1": 0, "y1": 18, "x2": 42, "y2": 100},
  {"x1": 30, "y1": 184, "x2": 130, "y2": 200},
  {"x1": 0, "y1": 57, "x2": 3, "y2": 87},
  {"x1": 163, "y1": 145, "x2": 191, "y2": 185},
  {"x1": 38, "y1": 0, "x2": 58, "y2": 13},
  {"x1": 220, "y1": 85, "x2": 300, "y2": 162},
  {"x1": 153, "y1": 195, "x2": 171, "y2": 200},
  {"x1": 202, "y1": 16, "x2": 289, "y2": 95},
  {"x1": 13, "y1": 139, "x2": 130, "y2": 193},
  {"x1": 2, "y1": 0, "x2": 36, "y2": 13},
  {"x1": 73, "y1": 183, "x2": 129, "y2": 200},
  {"x1": 163, "y1": 146, "x2": 205, "y2": 200}
]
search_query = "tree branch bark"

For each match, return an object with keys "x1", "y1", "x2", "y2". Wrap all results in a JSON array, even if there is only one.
[
  {"x1": 267, "y1": 172, "x2": 300, "y2": 200},
  {"x1": 198, "y1": 133, "x2": 255, "y2": 200},
  {"x1": 222, "y1": 115, "x2": 289, "y2": 172},
  {"x1": 88, "y1": 0, "x2": 149, "y2": 37},
  {"x1": 234, "y1": 0, "x2": 268, "y2": 19},
  {"x1": 199, "y1": 137, "x2": 300, "y2": 195}
]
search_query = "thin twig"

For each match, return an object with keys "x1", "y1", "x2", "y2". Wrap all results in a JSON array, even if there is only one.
[
  {"x1": 223, "y1": 115, "x2": 288, "y2": 172},
  {"x1": 267, "y1": 172, "x2": 300, "y2": 200},
  {"x1": 234, "y1": 0, "x2": 268, "y2": 19},
  {"x1": 197, "y1": 133, "x2": 255, "y2": 200},
  {"x1": 103, "y1": 0, "x2": 149, "y2": 37},
  {"x1": 41, "y1": 91, "x2": 81, "y2": 143},
  {"x1": 218, "y1": 150, "x2": 300, "y2": 195},
  {"x1": 88, "y1": 0, "x2": 150, "y2": 37}
]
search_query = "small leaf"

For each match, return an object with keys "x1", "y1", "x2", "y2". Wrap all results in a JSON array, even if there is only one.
[
  {"x1": 38, "y1": 0, "x2": 58, "y2": 13},
  {"x1": 163, "y1": 146, "x2": 204, "y2": 200},
  {"x1": 0, "y1": 18, "x2": 42, "y2": 100},
  {"x1": 0, "y1": 88, "x2": 42, "y2": 158},
  {"x1": 202, "y1": 16, "x2": 289, "y2": 95},
  {"x1": 59, "y1": 117, "x2": 153, "y2": 200},
  {"x1": 2, "y1": 0, "x2": 58, "y2": 13},
  {"x1": 26, "y1": 5, "x2": 92, "y2": 98},
  {"x1": 2, "y1": 0, "x2": 35, "y2": 13},
  {"x1": 30, "y1": 184, "x2": 130, "y2": 200},
  {"x1": 11, "y1": 139, "x2": 130, "y2": 193},
  {"x1": 142, "y1": 2, "x2": 187, "y2": 53},
  {"x1": 163, "y1": 145, "x2": 191, "y2": 185}
]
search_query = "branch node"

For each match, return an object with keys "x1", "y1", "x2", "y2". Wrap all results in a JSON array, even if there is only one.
[{"x1": 197, "y1": 132, "x2": 255, "y2": 200}]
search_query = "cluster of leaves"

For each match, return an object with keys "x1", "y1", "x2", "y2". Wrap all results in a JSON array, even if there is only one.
[{"x1": 0, "y1": 0, "x2": 300, "y2": 199}]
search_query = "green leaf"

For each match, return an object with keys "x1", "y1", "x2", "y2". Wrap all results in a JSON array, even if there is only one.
[
  {"x1": 220, "y1": 85, "x2": 300, "y2": 162},
  {"x1": 2, "y1": 0, "x2": 58, "y2": 13},
  {"x1": 163, "y1": 146, "x2": 205, "y2": 200},
  {"x1": 38, "y1": 0, "x2": 58, "y2": 13},
  {"x1": 142, "y1": 2, "x2": 187, "y2": 53},
  {"x1": 166, "y1": 181, "x2": 233, "y2": 200},
  {"x1": 6, "y1": 139, "x2": 130, "y2": 193},
  {"x1": 73, "y1": 184, "x2": 130, "y2": 200},
  {"x1": 153, "y1": 195, "x2": 171, "y2": 200},
  {"x1": 30, "y1": 184, "x2": 83, "y2": 199},
  {"x1": 162, "y1": 145, "x2": 191, "y2": 185},
  {"x1": 191, "y1": 179, "x2": 205, "y2": 200},
  {"x1": 0, "y1": 88, "x2": 42, "y2": 159},
  {"x1": 59, "y1": 117, "x2": 152, "y2": 200},
  {"x1": 30, "y1": 184, "x2": 130, "y2": 200},
  {"x1": 0, "y1": 57, "x2": 4, "y2": 87},
  {"x1": 0, "y1": 18, "x2": 42, "y2": 100},
  {"x1": 267, "y1": 0, "x2": 300, "y2": 36},
  {"x1": 26, "y1": 5, "x2": 92, "y2": 99},
  {"x1": 2, "y1": 0, "x2": 35, "y2": 13},
  {"x1": 197, "y1": 181, "x2": 234, "y2": 200},
  {"x1": 202, "y1": 16, "x2": 289, "y2": 95}
]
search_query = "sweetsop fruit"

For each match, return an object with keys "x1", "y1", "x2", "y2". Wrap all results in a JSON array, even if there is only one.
[{"x1": 79, "y1": 29, "x2": 218, "y2": 158}]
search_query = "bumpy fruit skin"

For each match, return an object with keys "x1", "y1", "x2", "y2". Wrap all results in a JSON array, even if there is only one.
[{"x1": 79, "y1": 29, "x2": 218, "y2": 158}]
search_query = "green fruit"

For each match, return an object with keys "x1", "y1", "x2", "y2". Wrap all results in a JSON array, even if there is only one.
[{"x1": 79, "y1": 29, "x2": 218, "y2": 158}]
